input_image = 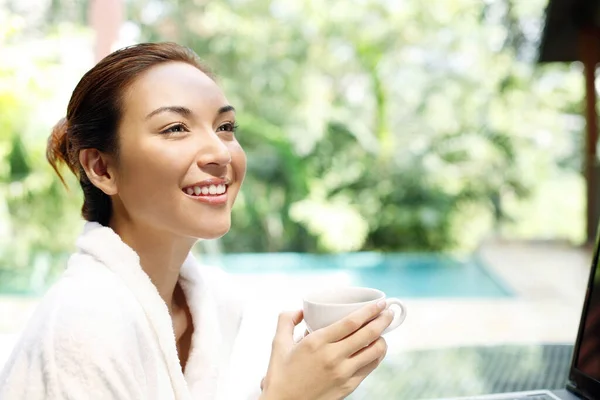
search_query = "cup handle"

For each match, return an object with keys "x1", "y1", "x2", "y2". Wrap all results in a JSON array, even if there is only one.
[{"x1": 382, "y1": 298, "x2": 407, "y2": 335}]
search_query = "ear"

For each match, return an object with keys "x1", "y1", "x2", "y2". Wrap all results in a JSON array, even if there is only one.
[{"x1": 79, "y1": 149, "x2": 118, "y2": 196}]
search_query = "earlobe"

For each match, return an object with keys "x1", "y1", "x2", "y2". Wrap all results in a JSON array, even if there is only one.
[{"x1": 79, "y1": 149, "x2": 118, "y2": 195}]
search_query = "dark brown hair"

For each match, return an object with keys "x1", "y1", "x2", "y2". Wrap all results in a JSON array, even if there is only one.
[{"x1": 47, "y1": 42, "x2": 212, "y2": 226}]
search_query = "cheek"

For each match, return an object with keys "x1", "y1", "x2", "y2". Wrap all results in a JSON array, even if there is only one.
[
  {"x1": 231, "y1": 143, "x2": 247, "y2": 181},
  {"x1": 116, "y1": 142, "x2": 190, "y2": 199}
]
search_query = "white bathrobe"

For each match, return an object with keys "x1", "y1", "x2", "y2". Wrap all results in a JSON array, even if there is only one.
[{"x1": 0, "y1": 222, "x2": 261, "y2": 400}]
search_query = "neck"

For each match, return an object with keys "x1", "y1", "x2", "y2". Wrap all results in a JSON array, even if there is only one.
[{"x1": 110, "y1": 216, "x2": 196, "y2": 313}]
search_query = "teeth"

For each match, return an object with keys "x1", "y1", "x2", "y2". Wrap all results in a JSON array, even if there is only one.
[{"x1": 185, "y1": 183, "x2": 228, "y2": 196}]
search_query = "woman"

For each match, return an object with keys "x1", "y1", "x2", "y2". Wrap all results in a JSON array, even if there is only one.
[{"x1": 0, "y1": 42, "x2": 393, "y2": 400}]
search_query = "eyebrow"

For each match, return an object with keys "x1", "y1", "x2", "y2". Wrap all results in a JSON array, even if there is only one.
[
  {"x1": 145, "y1": 104, "x2": 236, "y2": 120},
  {"x1": 145, "y1": 106, "x2": 192, "y2": 120},
  {"x1": 217, "y1": 105, "x2": 236, "y2": 114}
]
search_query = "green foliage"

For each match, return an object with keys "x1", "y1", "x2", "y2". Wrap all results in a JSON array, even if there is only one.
[
  {"x1": 0, "y1": 9, "x2": 87, "y2": 292},
  {"x1": 128, "y1": 0, "x2": 583, "y2": 252},
  {"x1": 0, "y1": 0, "x2": 587, "y2": 292},
  {"x1": 8, "y1": 135, "x2": 30, "y2": 181}
]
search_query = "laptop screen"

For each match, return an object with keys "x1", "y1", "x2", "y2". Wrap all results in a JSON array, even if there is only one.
[{"x1": 574, "y1": 249, "x2": 600, "y2": 384}]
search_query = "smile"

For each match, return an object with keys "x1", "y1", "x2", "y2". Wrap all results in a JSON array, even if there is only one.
[
  {"x1": 182, "y1": 179, "x2": 230, "y2": 205},
  {"x1": 183, "y1": 183, "x2": 227, "y2": 196}
]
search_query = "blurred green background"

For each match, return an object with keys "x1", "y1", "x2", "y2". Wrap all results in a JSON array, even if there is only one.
[{"x1": 0, "y1": 0, "x2": 586, "y2": 291}]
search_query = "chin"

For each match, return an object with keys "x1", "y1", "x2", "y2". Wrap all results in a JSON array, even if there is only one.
[
  {"x1": 200, "y1": 229, "x2": 230, "y2": 240},
  {"x1": 192, "y1": 221, "x2": 231, "y2": 240}
]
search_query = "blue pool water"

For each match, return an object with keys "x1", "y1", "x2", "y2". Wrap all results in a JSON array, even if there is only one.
[{"x1": 200, "y1": 252, "x2": 513, "y2": 298}]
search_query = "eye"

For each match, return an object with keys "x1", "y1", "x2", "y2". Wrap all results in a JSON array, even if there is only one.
[
  {"x1": 160, "y1": 123, "x2": 189, "y2": 135},
  {"x1": 217, "y1": 122, "x2": 238, "y2": 133}
]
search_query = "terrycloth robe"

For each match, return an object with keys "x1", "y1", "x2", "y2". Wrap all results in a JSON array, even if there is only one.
[{"x1": 0, "y1": 222, "x2": 252, "y2": 400}]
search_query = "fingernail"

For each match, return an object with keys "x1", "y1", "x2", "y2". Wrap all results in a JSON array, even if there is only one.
[{"x1": 377, "y1": 300, "x2": 386, "y2": 309}]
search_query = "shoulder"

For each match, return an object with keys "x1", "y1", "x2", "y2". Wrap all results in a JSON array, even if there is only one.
[
  {"x1": 0, "y1": 254, "x2": 154, "y2": 399},
  {"x1": 21, "y1": 253, "x2": 148, "y2": 353},
  {"x1": 54, "y1": 253, "x2": 142, "y2": 319}
]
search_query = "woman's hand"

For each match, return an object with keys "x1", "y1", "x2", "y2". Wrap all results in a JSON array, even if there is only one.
[{"x1": 259, "y1": 301, "x2": 393, "y2": 400}]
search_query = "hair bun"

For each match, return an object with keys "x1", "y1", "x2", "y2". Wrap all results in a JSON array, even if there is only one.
[{"x1": 47, "y1": 117, "x2": 73, "y2": 186}]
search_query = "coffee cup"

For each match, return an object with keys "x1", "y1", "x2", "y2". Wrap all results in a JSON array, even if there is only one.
[{"x1": 303, "y1": 286, "x2": 407, "y2": 335}]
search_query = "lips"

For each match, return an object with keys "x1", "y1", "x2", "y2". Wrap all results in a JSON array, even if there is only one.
[{"x1": 182, "y1": 178, "x2": 230, "y2": 205}]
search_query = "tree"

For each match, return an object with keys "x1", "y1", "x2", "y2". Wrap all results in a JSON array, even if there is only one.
[
  {"x1": 0, "y1": 0, "x2": 586, "y2": 295},
  {"x1": 127, "y1": 0, "x2": 583, "y2": 251}
]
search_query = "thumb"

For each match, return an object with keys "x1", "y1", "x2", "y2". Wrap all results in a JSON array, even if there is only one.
[{"x1": 274, "y1": 310, "x2": 304, "y2": 346}]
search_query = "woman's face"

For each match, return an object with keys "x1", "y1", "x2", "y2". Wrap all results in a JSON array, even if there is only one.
[{"x1": 113, "y1": 61, "x2": 246, "y2": 240}]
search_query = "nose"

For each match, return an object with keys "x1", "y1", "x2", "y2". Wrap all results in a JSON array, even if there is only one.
[{"x1": 194, "y1": 131, "x2": 231, "y2": 168}]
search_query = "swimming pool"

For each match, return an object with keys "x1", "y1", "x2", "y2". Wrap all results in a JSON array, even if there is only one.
[{"x1": 199, "y1": 252, "x2": 513, "y2": 298}]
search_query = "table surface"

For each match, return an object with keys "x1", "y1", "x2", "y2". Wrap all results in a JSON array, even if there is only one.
[{"x1": 349, "y1": 344, "x2": 574, "y2": 400}]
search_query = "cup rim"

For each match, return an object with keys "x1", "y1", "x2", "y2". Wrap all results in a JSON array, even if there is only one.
[{"x1": 303, "y1": 286, "x2": 385, "y2": 306}]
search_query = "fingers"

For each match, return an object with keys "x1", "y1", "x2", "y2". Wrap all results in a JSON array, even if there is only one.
[
  {"x1": 336, "y1": 309, "x2": 393, "y2": 357},
  {"x1": 336, "y1": 350, "x2": 386, "y2": 399},
  {"x1": 348, "y1": 337, "x2": 388, "y2": 372},
  {"x1": 293, "y1": 328, "x2": 311, "y2": 344},
  {"x1": 275, "y1": 310, "x2": 304, "y2": 335},
  {"x1": 274, "y1": 310, "x2": 304, "y2": 348},
  {"x1": 347, "y1": 353, "x2": 384, "y2": 390},
  {"x1": 319, "y1": 301, "x2": 387, "y2": 343}
]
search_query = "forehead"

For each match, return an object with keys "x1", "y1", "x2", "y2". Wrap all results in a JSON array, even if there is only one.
[{"x1": 122, "y1": 61, "x2": 227, "y2": 118}]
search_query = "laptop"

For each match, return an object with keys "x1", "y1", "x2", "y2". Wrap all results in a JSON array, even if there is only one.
[{"x1": 437, "y1": 232, "x2": 600, "y2": 400}]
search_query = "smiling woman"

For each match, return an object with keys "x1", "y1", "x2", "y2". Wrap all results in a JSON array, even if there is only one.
[{"x1": 0, "y1": 42, "x2": 395, "y2": 400}]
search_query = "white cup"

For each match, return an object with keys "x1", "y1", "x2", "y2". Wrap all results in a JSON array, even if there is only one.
[{"x1": 303, "y1": 286, "x2": 407, "y2": 335}]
